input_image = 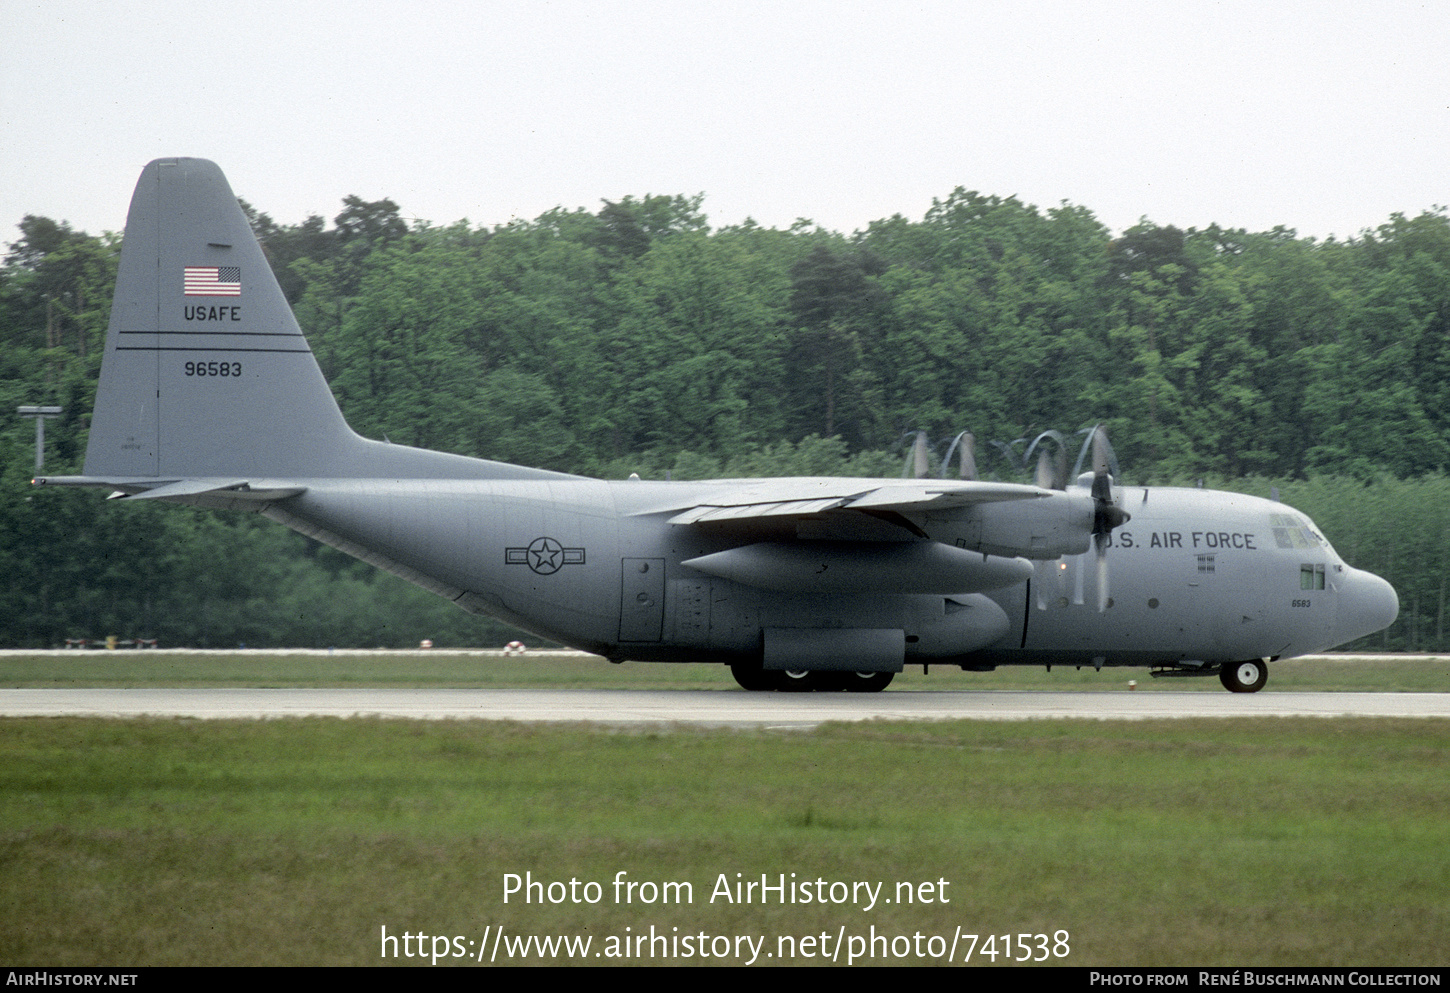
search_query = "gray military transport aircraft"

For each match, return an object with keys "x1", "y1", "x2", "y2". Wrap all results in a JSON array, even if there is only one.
[{"x1": 35, "y1": 158, "x2": 1400, "y2": 692}]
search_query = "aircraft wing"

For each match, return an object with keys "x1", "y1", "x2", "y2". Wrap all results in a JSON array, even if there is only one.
[{"x1": 655, "y1": 478, "x2": 1049, "y2": 525}]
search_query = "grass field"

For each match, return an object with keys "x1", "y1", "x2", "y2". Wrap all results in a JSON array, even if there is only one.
[
  {"x1": 2, "y1": 714, "x2": 1448, "y2": 966},
  {"x1": 1, "y1": 652, "x2": 1446, "y2": 967}
]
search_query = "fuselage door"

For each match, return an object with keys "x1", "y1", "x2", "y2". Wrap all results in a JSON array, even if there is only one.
[{"x1": 620, "y1": 558, "x2": 665, "y2": 642}]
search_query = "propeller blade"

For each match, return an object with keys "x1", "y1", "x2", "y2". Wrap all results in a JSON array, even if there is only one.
[
  {"x1": 959, "y1": 432, "x2": 977, "y2": 481},
  {"x1": 1096, "y1": 535, "x2": 1110, "y2": 613},
  {"x1": 912, "y1": 431, "x2": 930, "y2": 479},
  {"x1": 1086, "y1": 425, "x2": 1129, "y2": 612}
]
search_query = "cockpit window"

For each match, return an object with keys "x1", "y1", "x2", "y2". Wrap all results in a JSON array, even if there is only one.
[
  {"x1": 1300, "y1": 563, "x2": 1326, "y2": 590},
  {"x1": 1272, "y1": 513, "x2": 1324, "y2": 549}
]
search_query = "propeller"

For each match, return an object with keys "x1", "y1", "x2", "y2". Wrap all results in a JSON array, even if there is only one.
[
  {"x1": 925, "y1": 423, "x2": 1129, "y2": 612},
  {"x1": 1024, "y1": 430, "x2": 1069, "y2": 490},
  {"x1": 1021, "y1": 430, "x2": 1072, "y2": 603},
  {"x1": 1087, "y1": 425, "x2": 1130, "y2": 612},
  {"x1": 940, "y1": 431, "x2": 977, "y2": 480}
]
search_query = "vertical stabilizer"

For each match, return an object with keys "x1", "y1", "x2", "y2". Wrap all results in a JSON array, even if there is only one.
[
  {"x1": 78, "y1": 158, "x2": 581, "y2": 485},
  {"x1": 84, "y1": 158, "x2": 355, "y2": 479}
]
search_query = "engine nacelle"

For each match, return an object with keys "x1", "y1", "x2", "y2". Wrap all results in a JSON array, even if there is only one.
[
  {"x1": 938, "y1": 491, "x2": 1095, "y2": 559},
  {"x1": 683, "y1": 540, "x2": 1031, "y2": 594}
]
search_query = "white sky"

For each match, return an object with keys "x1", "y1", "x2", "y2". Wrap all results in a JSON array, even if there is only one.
[{"x1": 3, "y1": 0, "x2": 1447, "y2": 244}]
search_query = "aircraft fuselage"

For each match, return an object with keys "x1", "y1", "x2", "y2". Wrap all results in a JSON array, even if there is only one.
[{"x1": 246, "y1": 476, "x2": 1395, "y2": 675}]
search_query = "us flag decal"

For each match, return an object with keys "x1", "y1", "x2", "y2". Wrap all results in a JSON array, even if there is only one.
[{"x1": 183, "y1": 266, "x2": 241, "y2": 296}]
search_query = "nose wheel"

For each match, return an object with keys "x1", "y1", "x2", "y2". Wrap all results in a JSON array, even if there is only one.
[{"x1": 1219, "y1": 659, "x2": 1268, "y2": 693}]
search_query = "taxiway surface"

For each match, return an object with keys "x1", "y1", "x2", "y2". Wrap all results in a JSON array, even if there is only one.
[{"x1": 3, "y1": 688, "x2": 1449, "y2": 725}]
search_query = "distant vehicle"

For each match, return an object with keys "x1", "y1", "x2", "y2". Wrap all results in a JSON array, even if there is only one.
[{"x1": 36, "y1": 159, "x2": 1398, "y2": 692}]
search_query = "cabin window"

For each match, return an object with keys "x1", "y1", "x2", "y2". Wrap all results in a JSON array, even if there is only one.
[{"x1": 1300, "y1": 563, "x2": 1325, "y2": 590}]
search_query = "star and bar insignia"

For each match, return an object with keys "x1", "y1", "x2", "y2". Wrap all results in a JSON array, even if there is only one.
[{"x1": 506, "y1": 537, "x2": 586, "y2": 575}]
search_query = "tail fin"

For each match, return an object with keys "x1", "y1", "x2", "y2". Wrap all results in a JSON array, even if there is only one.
[
  {"x1": 80, "y1": 158, "x2": 575, "y2": 484},
  {"x1": 84, "y1": 158, "x2": 355, "y2": 479}
]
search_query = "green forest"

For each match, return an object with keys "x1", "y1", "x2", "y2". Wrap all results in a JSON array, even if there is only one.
[{"x1": 3, "y1": 185, "x2": 1448, "y2": 650}]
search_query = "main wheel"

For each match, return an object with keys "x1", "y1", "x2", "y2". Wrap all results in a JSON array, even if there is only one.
[
  {"x1": 775, "y1": 669, "x2": 822, "y2": 692},
  {"x1": 842, "y1": 671, "x2": 894, "y2": 693},
  {"x1": 1219, "y1": 659, "x2": 1268, "y2": 693},
  {"x1": 730, "y1": 663, "x2": 776, "y2": 691}
]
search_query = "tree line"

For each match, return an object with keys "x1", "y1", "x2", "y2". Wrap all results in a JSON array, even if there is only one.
[{"x1": 2, "y1": 186, "x2": 1447, "y2": 649}]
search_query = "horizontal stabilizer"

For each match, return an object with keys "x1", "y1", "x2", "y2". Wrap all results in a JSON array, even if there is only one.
[
  {"x1": 112, "y1": 479, "x2": 307, "y2": 502},
  {"x1": 33, "y1": 475, "x2": 304, "y2": 502}
]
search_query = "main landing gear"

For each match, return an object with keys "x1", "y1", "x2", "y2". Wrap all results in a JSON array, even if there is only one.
[
  {"x1": 1219, "y1": 659, "x2": 1268, "y2": 693},
  {"x1": 730, "y1": 664, "x2": 894, "y2": 693}
]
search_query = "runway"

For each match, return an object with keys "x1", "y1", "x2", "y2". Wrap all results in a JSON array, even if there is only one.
[{"x1": 3, "y1": 687, "x2": 1449, "y2": 725}]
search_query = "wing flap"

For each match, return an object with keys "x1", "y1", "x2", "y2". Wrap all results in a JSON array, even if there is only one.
[
  {"x1": 654, "y1": 478, "x2": 1048, "y2": 525},
  {"x1": 841, "y1": 482, "x2": 1045, "y2": 511},
  {"x1": 668, "y1": 497, "x2": 851, "y2": 525}
]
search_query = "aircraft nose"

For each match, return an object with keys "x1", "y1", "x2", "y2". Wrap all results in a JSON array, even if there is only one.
[{"x1": 1335, "y1": 568, "x2": 1399, "y2": 646}]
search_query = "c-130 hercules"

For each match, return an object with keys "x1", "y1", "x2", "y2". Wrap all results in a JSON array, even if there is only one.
[{"x1": 36, "y1": 159, "x2": 1399, "y2": 692}]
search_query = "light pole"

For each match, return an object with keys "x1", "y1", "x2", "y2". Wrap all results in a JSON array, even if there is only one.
[{"x1": 17, "y1": 405, "x2": 63, "y2": 474}]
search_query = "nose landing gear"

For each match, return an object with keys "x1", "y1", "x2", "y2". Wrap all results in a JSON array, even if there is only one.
[{"x1": 1219, "y1": 659, "x2": 1268, "y2": 693}]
